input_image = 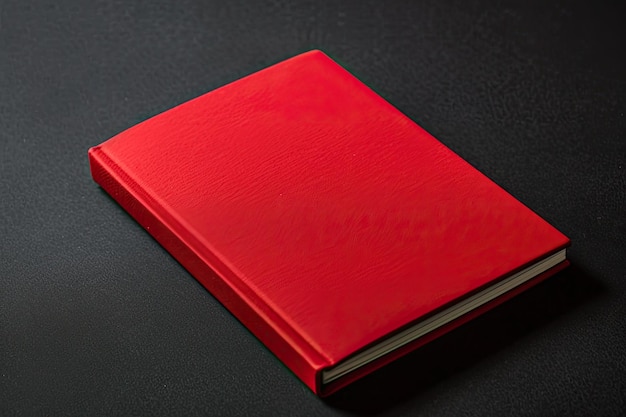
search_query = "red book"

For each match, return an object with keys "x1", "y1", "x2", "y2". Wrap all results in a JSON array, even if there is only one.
[{"x1": 88, "y1": 50, "x2": 570, "y2": 396}]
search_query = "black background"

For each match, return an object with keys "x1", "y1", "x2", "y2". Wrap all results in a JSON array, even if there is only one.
[{"x1": 1, "y1": 1, "x2": 625, "y2": 415}]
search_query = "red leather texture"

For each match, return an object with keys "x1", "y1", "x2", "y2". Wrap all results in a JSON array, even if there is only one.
[{"x1": 88, "y1": 50, "x2": 570, "y2": 395}]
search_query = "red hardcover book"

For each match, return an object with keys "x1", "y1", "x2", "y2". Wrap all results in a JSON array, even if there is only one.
[{"x1": 89, "y1": 50, "x2": 570, "y2": 396}]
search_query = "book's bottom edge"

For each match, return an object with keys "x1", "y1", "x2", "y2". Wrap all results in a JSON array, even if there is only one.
[{"x1": 318, "y1": 259, "x2": 570, "y2": 397}]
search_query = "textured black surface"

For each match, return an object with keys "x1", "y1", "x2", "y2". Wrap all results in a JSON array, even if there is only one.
[{"x1": 1, "y1": 1, "x2": 625, "y2": 416}]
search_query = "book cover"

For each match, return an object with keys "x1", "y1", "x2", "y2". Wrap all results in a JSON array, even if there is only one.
[{"x1": 88, "y1": 50, "x2": 570, "y2": 396}]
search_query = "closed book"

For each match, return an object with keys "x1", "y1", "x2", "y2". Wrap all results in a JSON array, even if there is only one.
[{"x1": 88, "y1": 50, "x2": 570, "y2": 396}]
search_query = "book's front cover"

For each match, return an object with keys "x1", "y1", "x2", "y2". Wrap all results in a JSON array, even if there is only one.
[{"x1": 91, "y1": 50, "x2": 569, "y2": 394}]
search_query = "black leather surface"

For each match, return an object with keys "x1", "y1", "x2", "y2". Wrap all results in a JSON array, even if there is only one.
[{"x1": 1, "y1": 1, "x2": 624, "y2": 415}]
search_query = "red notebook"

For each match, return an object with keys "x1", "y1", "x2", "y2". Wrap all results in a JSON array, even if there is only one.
[{"x1": 89, "y1": 50, "x2": 570, "y2": 396}]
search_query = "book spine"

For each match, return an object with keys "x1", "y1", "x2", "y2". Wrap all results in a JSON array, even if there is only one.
[{"x1": 88, "y1": 146, "x2": 329, "y2": 394}]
